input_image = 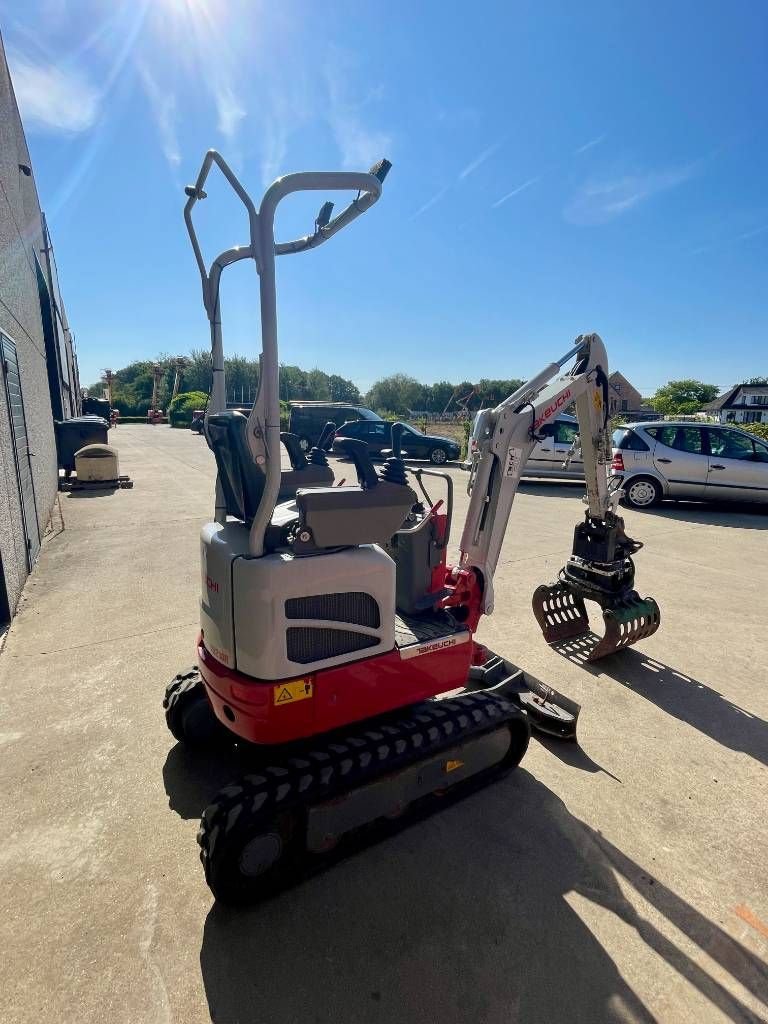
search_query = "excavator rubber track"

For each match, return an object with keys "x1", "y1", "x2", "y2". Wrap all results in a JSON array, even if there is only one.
[
  {"x1": 531, "y1": 582, "x2": 661, "y2": 662},
  {"x1": 197, "y1": 691, "x2": 529, "y2": 905}
]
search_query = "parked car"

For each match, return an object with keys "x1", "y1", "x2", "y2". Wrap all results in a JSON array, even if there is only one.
[
  {"x1": 522, "y1": 413, "x2": 583, "y2": 478},
  {"x1": 289, "y1": 401, "x2": 381, "y2": 451},
  {"x1": 464, "y1": 413, "x2": 584, "y2": 478},
  {"x1": 332, "y1": 420, "x2": 461, "y2": 464},
  {"x1": 611, "y1": 421, "x2": 768, "y2": 508}
]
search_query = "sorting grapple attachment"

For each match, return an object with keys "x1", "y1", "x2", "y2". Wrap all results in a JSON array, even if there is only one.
[
  {"x1": 532, "y1": 510, "x2": 661, "y2": 661},
  {"x1": 532, "y1": 582, "x2": 661, "y2": 662}
]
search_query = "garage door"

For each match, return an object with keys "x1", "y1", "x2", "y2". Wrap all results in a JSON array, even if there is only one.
[{"x1": 1, "y1": 333, "x2": 40, "y2": 570}]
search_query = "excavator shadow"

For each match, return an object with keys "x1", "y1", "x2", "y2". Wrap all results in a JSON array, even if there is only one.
[
  {"x1": 196, "y1": 771, "x2": 768, "y2": 1024},
  {"x1": 550, "y1": 634, "x2": 768, "y2": 769}
]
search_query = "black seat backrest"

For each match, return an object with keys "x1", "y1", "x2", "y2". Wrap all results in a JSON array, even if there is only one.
[
  {"x1": 280, "y1": 431, "x2": 309, "y2": 470},
  {"x1": 206, "y1": 411, "x2": 265, "y2": 522}
]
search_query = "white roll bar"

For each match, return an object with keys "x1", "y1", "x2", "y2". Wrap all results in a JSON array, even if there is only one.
[{"x1": 183, "y1": 151, "x2": 389, "y2": 554}]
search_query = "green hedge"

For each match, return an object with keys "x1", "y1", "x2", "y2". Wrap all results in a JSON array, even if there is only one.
[
  {"x1": 169, "y1": 391, "x2": 209, "y2": 427},
  {"x1": 737, "y1": 421, "x2": 768, "y2": 441}
]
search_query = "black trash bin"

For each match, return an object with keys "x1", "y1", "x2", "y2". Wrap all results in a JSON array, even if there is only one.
[
  {"x1": 54, "y1": 416, "x2": 109, "y2": 474},
  {"x1": 82, "y1": 397, "x2": 111, "y2": 421}
]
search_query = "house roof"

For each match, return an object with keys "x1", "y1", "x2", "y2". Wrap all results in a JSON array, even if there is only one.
[{"x1": 703, "y1": 384, "x2": 768, "y2": 411}]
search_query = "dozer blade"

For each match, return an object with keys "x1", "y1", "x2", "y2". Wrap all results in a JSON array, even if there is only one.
[{"x1": 532, "y1": 583, "x2": 661, "y2": 662}]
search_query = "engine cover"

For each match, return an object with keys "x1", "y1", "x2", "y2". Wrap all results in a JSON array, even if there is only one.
[{"x1": 200, "y1": 521, "x2": 396, "y2": 679}]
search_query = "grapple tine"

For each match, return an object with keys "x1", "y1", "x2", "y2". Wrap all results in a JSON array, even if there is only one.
[
  {"x1": 532, "y1": 583, "x2": 590, "y2": 644},
  {"x1": 586, "y1": 597, "x2": 661, "y2": 662}
]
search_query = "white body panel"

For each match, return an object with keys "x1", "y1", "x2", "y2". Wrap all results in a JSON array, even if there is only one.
[{"x1": 200, "y1": 521, "x2": 396, "y2": 679}]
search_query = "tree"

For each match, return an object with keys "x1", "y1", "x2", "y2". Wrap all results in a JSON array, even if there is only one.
[
  {"x1": 477, "y1": 378, "x2": 525, "y2": 407},
  {"x1": 648, "y1": 380, "x2": 720, "y2": 416},
  {"x1": 745, "y1": 376, "x2": 768, "y2": 386},
  {"x1": 365, "y1": 374, "x2": 423, "y2": 415},
  {"x1": 327, "y1": 374, "x2": 361, "y2": 403}
]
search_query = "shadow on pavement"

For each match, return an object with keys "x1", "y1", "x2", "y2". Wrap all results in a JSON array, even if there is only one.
[
  {"x1": 519, "y1": 479, "x2": 586, "y2": 499},
  {"x1": 162, "y1": 743, "x2": 243, "y2": 819},
  {"x1": 551, "y1": 636, "x2": 768, "y2": 768},
  {"x1": 64, "y1": 488, "x2": 118, "y2": 499},
  {"x1": 638, "y1": 501, "x2": 768, "y2": 530},
  {"x1": 189, "y1": 770, "x2": 767, "y2": 1024}
]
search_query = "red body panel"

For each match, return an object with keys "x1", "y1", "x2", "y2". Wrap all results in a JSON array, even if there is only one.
[{"x1": 198, "y1": 631, "x2": 474, "y2": 745}]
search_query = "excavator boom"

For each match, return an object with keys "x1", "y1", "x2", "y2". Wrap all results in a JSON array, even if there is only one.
[{"x1": 460, "y1": 334, "x2": 660, "y2": 660}]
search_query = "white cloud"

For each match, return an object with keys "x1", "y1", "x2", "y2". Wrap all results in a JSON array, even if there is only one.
[
  {"x1": 324, "y1": 53, "x2": 392, "y2": 169},
  {"x1": 459, "y1": 142, "x2": 501, "y2": 181},
  {"x1": 575, "y1": 134, "x2": 606, "y2": 155},
  {"x1": 564, "y1": 166, "x2": 695, "y2": 225},
  {"x1": 215, "y1": 81, "x2": 246, "y2": 140},
  {"x1": 138, "y1": 65, "x2": 180, "y2": 167},
  {"x1": 492, "y1": 177, "x2": 539, "y2": 207},
  {"x1": 7, "y1": 49, "x2": 99, "y2": 134}
]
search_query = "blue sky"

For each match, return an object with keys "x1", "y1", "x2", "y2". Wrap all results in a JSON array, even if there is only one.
[{"x1": 3, "y1": 0, "x2": 767, "y2": 395}]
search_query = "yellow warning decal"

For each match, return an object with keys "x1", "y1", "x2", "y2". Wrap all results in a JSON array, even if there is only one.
[
  {"x1": 444, "y1": 759, "x2": 465, "y2": 773},
  {"x1": 592, "y1": 389, "x2": 603, "y2": 413},
  {"x1": 274, "y1": 679, "x2": 314, "y2": 705}
]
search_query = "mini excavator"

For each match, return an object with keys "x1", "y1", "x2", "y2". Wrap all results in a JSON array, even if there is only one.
[{"x1": 164, "y1": 151, "x2": 660, "y2": 904}]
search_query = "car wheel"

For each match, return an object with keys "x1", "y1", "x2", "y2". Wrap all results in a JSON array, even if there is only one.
[
  {"x1": 623, "y1": 476, "x2": 662, "y2": 509},
  {"x1": 429, "y1": 447, "x2": 448, "y2": 465}
]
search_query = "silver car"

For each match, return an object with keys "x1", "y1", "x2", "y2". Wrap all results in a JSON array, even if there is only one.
[
  {"x1": 611, "y1": 421, "x2": 768, "y2": 508},
  {"x1": 522, "y1": 414, "x2": 583, "y2": 479}
]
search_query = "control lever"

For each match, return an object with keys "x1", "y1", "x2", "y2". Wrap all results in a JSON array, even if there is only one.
[
  {"x1": 280, "y1": 431, "x2": 308, "y2": 470},
  {"x1": 392, "y1": 422, "x2": 404, "y2": 458},
  {"x1": 334, "y1": 438, "x2": 378, "y2": 489},
  {"x1": 380, "y1": 422, "x2": 409, "y2": 487}
]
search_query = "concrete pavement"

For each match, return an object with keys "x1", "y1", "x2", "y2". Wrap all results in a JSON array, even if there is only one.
[{"x1": 0, "y1": 425, "x2": 766, "y2": 1023}]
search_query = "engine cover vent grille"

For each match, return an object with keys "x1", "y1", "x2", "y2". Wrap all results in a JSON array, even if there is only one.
[
  {"x1": 286, "y1": 627, "x2": 379, "y2": 665},
  {"x1": 285, "y1": 592, "x2": 381, "y2": 629}
]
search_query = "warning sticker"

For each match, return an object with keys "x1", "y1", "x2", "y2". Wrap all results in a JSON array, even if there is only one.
[
  {"x1": 273, "y1": 679, "x2": 314, "y2": 705},
  {"x1": 504, "y1": 447, "x2": 524, "y2": 477}
]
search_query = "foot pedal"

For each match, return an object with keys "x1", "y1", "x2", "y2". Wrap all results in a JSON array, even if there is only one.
[{"x1": 532, "y1": 584, "x2": 660, "y2": 662}]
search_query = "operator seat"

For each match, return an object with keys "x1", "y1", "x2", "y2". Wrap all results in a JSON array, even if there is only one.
[
  {"x1": 206, "y1": 411, "x2": 265, "y2": 523},
  {"x1": 294, "y1": 437, "x2": 416, "y2": 551},
  {"x1": 207, "y1": 412, "x2": 415, "y2": 552}
]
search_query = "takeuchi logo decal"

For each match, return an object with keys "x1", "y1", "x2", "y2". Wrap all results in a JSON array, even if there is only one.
[
  {"x1": 533, "y1": 389, "x2": 572, "y2": 431},
  {"x1": 400, "y1": 631, "x2": 471, "y2": 660}
]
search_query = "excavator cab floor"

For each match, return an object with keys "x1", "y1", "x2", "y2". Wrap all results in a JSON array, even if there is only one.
[{"x1": 532, "y1": 582, "x2": 661, "y2": 662}]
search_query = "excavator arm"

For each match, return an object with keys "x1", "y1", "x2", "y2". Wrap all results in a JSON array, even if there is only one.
[{"x1": 459, "y1": 333, "x2": 660, "y2": 661}]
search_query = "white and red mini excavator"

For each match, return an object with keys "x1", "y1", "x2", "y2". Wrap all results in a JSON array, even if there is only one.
[{"x1": 164, "y1": 151, "x2": 660, "y2": 905}]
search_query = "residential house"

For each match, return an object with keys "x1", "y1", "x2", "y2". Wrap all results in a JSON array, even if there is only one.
[
  {"x1": 704, "y1": 384, "x2": 768, "y2": 425},
  {"x1": 607, "y1": 372, "x2": 642, "y2": 416}
]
